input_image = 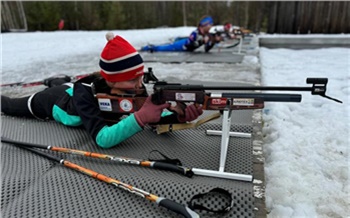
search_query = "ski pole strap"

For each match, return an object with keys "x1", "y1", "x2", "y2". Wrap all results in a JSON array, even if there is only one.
[
  {"x1": 157, "y1": 197, "x2": 199, "y2": 218},
  {"x1": 188, "y1": 188, "x2": 234, "y2": 214},
  {"x1": 148, "y1": 150, "x2": 194, "y2": 178},
  {"x1": 148, "y1": 150, "x2": 182, "y2": 166}
]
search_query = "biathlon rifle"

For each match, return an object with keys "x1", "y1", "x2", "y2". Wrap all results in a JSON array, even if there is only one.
[{"x1": 95, "y1": 68, "x2": 342, "y2": 116}]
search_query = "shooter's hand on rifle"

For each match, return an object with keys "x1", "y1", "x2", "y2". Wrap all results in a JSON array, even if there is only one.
[
  {"x1": 174, "y1": 104, "x2": 204, "y2": 123},
  {"x1": 134, "y1": 96, "x2": 170, "y2": 127}
]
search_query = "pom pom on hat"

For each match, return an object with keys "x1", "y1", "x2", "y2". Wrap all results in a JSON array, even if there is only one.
[
  {"x1": 99, "y1": 34, "x2": 144, "y2": 82},
  {"x1": 105, "y1": 32, "x2": 115, "y2": 41}
]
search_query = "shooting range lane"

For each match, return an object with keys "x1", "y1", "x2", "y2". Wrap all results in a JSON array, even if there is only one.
[
  {"x1": 140, "y1": 51, "x2": 245, "y2": 64},
  {"x1": 1, "y1": 108, "x2": 254, "y2": 217},
  {"x1": 139, "y1": 35, "x2": 256, "y2": 64}
]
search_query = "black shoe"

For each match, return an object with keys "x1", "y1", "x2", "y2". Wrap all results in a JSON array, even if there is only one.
[
  {"x1": 43, "y1": 75, "x2": 71, "y2": 87},
  {"x1": 141, "y1": 44, "x2": 155, "y2": 53}
]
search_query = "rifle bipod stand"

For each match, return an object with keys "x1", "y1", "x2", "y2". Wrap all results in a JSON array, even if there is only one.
[{"x1": 191, "y1": 102, "x2": 253, "y2": 182}]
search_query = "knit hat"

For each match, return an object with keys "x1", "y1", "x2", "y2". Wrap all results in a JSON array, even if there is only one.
[
  {"x1": 99, "y1": 32, "x2": 144, "y2": 82},
  {"x1": 199, "y1": 16, "x2": 214, "y2": 27}
]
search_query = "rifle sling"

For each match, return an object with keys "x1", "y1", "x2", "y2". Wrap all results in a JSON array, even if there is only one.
[
  {"x1": 156, "y1": 112, "x2": 221, "y2": 134},
  {"x1": 188, "y1": 188, "x2": 233, "y2": 214}
]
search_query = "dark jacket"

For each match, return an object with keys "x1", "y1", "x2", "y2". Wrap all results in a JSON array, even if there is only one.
[
  {"x1": 53, "y1": 74, "x2": 178, "y2": 148},
  {"x1": 185, "y1": 28, "x2": 215, "y2": 52}
]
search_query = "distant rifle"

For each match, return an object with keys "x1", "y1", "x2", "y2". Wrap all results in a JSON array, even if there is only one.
[
  {"x1": 94, "y1": 68, "x2": 342, "y2": 117},
  {"x1": 209, "y1": 30, "x2": 241, "y2": 49},
  {"x1": 210, "y1": 27, "x2": 243, "y2": 39}
]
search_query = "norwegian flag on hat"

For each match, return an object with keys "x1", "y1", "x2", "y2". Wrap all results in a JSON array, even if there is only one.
[{"x1": 99, "y1": 33, "x2": 144, "y2": 82}]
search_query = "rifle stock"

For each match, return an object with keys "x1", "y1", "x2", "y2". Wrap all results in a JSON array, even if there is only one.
[
  {"x1": 95, "y1": 92, "x2": 301, "y2": 114},
  {"x1": 153, "y1": 91, "x2": 301, "y2": 110},
  {"x1": 95, "y1": 93, "x2": 146, "y2": 113}
]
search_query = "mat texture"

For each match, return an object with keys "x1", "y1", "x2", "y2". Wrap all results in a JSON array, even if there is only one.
[{"x1": 1, "y1": 109, "x2": 255, "y2": 217}]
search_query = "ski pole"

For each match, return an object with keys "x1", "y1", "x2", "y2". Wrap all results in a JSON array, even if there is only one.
[
  {"x1": 3, "y1": 141, "x2": 199, "y2": 218},
  {"x1": 0, "y1": 74, "x2": 89, "y2": 88},
  {"x1": 1, "y1": 69, "x2": 156, "y2": 88},
  {"x1": 1, "y1": 137, "x2": 194, "y2": 178},
  {"x1": 1, "y1": 80, "x2": 44, "y2": 88}
]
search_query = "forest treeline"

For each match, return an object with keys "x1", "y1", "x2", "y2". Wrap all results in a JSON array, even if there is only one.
[{"x1": 2, "y1": 1, "x2": 349, "y2": 33}]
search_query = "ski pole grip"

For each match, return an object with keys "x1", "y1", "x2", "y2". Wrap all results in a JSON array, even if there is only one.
[
  {"x1": 152, "y1": 162, "x2": 194, "y2": 178},
  {"x1": 306, "y1": 78, "x2": 328, "y2": 84},
  {"x1": 157, "y1": 197, "x2": 200, "y2": 218}
]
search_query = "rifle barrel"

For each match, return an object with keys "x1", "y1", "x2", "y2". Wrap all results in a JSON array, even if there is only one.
[
  {"x1": 158, "y1": 84, "x2": 312, "y2": 92},
  {"x1": 221, "y1": 93, "x2": 302, "y2": 102},
  {"x1": 204, "y1": 86, "x2": 312, "y2": 91}
]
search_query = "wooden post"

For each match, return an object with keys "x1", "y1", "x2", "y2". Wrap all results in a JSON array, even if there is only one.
[{"x1": 182, "y1": 1, "x2": 187, "y2": 26}]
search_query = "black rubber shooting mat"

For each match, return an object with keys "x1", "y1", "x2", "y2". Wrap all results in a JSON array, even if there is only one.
[
  {"x1": 139, "y1": 52, "x2": 244, "y2": 64},
  {"x1": 1, "y1": 109, "x2": 255, "y2": 217}
]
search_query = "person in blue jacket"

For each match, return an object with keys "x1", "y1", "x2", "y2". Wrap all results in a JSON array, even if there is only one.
[
  {"x1": 1, "y1": 33, "x2": 203, "y2": 149},
  {"x1": 141, "y1": 16, "x2": 221, "y2": 52}
]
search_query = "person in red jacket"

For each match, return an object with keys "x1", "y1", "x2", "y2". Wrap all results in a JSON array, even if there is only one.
[
  {"x1": 58, "y1": 19, "x2": 64, "y2": 30},
  {"x1": 1, "y1": 33, "x2": 203, "y2": 148}
]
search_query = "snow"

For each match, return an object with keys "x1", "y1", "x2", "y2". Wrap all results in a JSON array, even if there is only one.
[
  {"x1": 260, "y1": 47, "x2": 350, "y2": 217},
  {"x1": 1, "y1": 27, "x2": 349, "y2": 217}
]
